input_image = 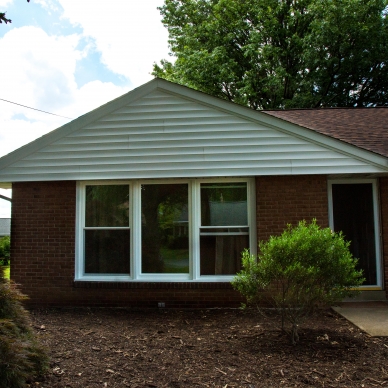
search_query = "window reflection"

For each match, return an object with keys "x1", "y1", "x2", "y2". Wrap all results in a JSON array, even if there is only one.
[
  {"x1": 84, "y1": 185, "x2": 130, "y2": 275},
  {"x1": 200, "y1": 183, "x2": 249, "y2": 275},
  {"x1": 141, "y1": 184, "x2": 189, "y2": 274}
]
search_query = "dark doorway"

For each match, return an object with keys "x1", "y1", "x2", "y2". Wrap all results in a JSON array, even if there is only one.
[{"x1": 332, "y1": 183, "x2": 378, "y2": 285}]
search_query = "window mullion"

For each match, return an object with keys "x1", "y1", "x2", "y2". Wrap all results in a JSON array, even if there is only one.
[
  {"x1": 191, "y1": 180, "x2": 200, "y2": 280},
  {"x1": 248, "y1": 179, "x2": 257, "y2": 257},
  {"x1": 132, "y1": 182, "x2": 141, "y2": 280}
]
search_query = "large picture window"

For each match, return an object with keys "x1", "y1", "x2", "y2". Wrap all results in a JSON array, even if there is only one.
[
  {"x1": 141, "y1": 183, "x2": 189, "y2": 274},
  {"x1": 76, "y1": 179, "x2": 255, "y2": 281}
]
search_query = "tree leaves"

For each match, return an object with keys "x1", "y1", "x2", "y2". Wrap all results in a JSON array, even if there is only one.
[{"x1": 154, "y1": 0, "x2": 388, "y2": 109}]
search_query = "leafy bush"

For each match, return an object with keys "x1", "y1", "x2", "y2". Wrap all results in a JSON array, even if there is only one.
[
  {"x1": 0, "y1": 268, "x2": 49, "y2": 387},
  {"x1": 232, "y1": 220, "x2": 364, "y2": 344},
  {"x1": 0, "y1": 236, "x2": 10, "y2": 266}
]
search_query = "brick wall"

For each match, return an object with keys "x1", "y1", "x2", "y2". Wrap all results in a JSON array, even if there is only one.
[
  {"x1": 256, "y1": 175, "x2": 329, "y2": 241},
  {"x1": 12, "y1": 176, "x2": 385, "y2": 307},
  {"x1": 379, "y1": 178, "x2": 388, "y2": 297},
  {"x1": 11, "y1": 181, "x2": 77, "y2": 304},
  {"x1": 10, "y1": 181, "x2": 244, "y2": 307}
]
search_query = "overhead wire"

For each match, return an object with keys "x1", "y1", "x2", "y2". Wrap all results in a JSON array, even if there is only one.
[{"x1": 0, "y1": 98, "x2": 74, "y2": 120}]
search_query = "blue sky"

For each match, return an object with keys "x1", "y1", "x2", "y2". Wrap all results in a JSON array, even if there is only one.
[{"x1": 0, "y1": 0, "x2": 169, "y2": 217}]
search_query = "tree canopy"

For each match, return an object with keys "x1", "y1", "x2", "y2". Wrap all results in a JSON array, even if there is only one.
[{"x1": 153, "y1": 0, "x2": 388, "y2": 109}]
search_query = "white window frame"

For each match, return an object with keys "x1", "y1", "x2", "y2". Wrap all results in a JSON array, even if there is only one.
[
  {"x1": 75, "y1": 181, "x2": 133, "y2": 282},
  {"x1": 75, "y1": 178, "x2": 256, "y2": 282},
  {"x1": 328, "y1": 178, "x2": 382, "y2": 289}
]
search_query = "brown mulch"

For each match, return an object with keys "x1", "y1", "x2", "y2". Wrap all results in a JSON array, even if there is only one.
[{"x1": 28, "y1": 307, "x2": 388, "y2": 388}]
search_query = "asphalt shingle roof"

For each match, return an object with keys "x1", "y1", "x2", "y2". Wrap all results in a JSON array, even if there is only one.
[{"x1": 263, "y1": 107, "x2": 388, "y2": 158}]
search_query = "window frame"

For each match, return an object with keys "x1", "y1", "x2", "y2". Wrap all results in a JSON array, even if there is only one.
[
  {"x1": 75, "y1": 178, "x2": 256, "y2": 282},
  {"x1": 328, "y1": 178, "x2": 382, "y2": 289},
  {"x1": 76, "y1": 181, "x2": 133, "y2": 282}
]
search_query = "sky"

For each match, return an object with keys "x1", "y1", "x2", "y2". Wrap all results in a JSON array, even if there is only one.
[{"x1": 0, "y1": 0, "x2": 170, "y2": 217}]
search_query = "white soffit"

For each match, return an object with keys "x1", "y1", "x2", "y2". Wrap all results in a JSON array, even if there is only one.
[{"x1": 0, "y1": 78, "x2": 387, "y2": 183}]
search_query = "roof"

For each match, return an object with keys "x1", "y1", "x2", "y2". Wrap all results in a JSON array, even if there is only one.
[
  {"x1": 264, "y1": 107, "x2": 388, "y2": 158},
  {"x1": 0, "y1": 79, "x2": 388, "y2": 187},
  {"x1": 0, "y1": 218, "x2": 10, "y2": 236}
]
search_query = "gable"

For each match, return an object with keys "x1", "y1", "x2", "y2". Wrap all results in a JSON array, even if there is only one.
[{"x1": 0, "y1": 79, "x2": 388, "y2": 185}]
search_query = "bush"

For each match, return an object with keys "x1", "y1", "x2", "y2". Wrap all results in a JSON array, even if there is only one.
[
  {"x1": 232, "y1": 219, "x2": 364, "y2": 344},
  {"x1": 0, "y1": 268, "x2": 49, "y2": 387},
  {"x1": 0, "y1": 236, "x2": 10, "y2": 266}
]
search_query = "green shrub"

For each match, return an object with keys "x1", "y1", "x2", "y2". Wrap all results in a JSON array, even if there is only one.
[
  {"x1": 232, "y1": 219, "x2": 364, "y2": 344},
  {"x1": 0, "y1": 236, "x2": 10, "y2": 266},
  {"x1": 0, "y1": 268, "x2": 49, "y2": 387}
]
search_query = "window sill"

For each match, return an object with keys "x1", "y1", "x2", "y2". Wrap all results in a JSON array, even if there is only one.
[{"x1": 73, "y1": 281, "x2": 235, "y2": 289}]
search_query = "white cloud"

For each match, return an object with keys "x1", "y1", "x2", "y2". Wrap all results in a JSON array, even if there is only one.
[
  {"x1": 0, "y1": 25, "x2": 128, "y2": 145},
  {"x1": 58, "y1": 0, "x2": 169, "y2": 86},
  {"x1": 33, "y1": 0, "x2": 60, "y2": 12},
  {"x1": 0, "y1": 26, "x2": 82, "y2": 115},
  {"x1": 0, "y1": 0, "x2": 13, "y2": 7}
]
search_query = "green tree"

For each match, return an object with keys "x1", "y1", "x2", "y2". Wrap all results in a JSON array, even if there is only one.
[
  {"x1": 1, "y1": 0, "x2": 30, "y2": 25},
  {"x1": 0, "y1": 236, "x2": 10, "y2": 266},
  {"x1": 153, "y1": 0, "x2": 388, "y2": 109},
  {"x1": 231, "y1": 220, "x2": 364, "y2": 344}
]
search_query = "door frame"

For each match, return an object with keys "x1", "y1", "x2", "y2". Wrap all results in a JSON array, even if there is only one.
[{"x1": 328, "y1": 178, "x2": 382, "y2": 289}]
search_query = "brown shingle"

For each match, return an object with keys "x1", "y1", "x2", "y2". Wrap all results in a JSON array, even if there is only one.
[{"x1": 263, "y1": 107, "x2": 388, "y2": 158}]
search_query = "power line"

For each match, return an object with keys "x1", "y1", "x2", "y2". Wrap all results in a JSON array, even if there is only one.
[
  {"x1": 0, "y1": 98, "x2": 74, "y2": 120},
  {"x1": 0, "y1": 194, "x2": 12, "y2": 202}
]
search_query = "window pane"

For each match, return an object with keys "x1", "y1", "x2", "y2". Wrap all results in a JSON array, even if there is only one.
[
  {"x1": 201, "y1": 183, "x2": 247, "y2": 226},
  {"x1": 85, "y1": 229, "x2": 130, "y2": 274},
  {"x1": 141, "y1": 184, "x2": 189, "y2": 274},
  {"x1": 200, "y1": 234, "x2": 248, "y2": 275},
  {"x1": 86, "y1": 185, "x2": 129, "y2": 227}
]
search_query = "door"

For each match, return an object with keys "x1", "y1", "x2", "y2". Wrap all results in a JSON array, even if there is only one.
[{"x1": 330, "y1": 181, "x2": 381, "y2": 287}]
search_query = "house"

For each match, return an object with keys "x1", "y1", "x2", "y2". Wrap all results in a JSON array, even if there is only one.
[
  {"x1": 0, "y1": 218, "x2": 10, "y2": 238},
  {"x1": 0, "y1": 78, "x2": 387, "y2": 307}
]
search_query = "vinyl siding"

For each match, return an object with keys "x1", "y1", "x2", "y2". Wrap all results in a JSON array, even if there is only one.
[{"x1": 0, "y1": 89, "x2": 387, "y2": 182}]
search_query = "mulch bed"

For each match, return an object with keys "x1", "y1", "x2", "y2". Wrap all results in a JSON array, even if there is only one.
[{"x1": 28, "y1": 307, "x2": 388, "y2": 388}]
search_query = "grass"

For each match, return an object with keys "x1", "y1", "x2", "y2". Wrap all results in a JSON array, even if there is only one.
[{"x1": 3, "y1": 265, "x2": 10, "y2": 279}]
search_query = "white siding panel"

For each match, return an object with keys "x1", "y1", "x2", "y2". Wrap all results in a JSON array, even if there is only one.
[
  {"x1": 1, "y1": 87, "x2": 387, "y2": 182},
  {"x1": 24, "y1": 143, "x2": 332, "y2": 160},
  {"x1": 13, "y1": 151, "x2": 353, "y2": 168}
]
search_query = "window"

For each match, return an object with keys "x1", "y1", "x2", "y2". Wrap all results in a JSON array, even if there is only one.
[
  {"x1": 76, "y1": 179, "x2": 256, "y2": 281},
  {"x1": 84, "y1": 184, "x2": 130, "y2": 274},
  {"x1": 200, "y1": 183, "x2": 249, "y2": 275},
  {"x1": 141, "y1": 183, "x2": 189, "y2": 274}
]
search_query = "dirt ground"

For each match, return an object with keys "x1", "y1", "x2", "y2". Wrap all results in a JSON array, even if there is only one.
[{"x1": 28, "y1": 307, "x2": 388, "y2": 388}]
